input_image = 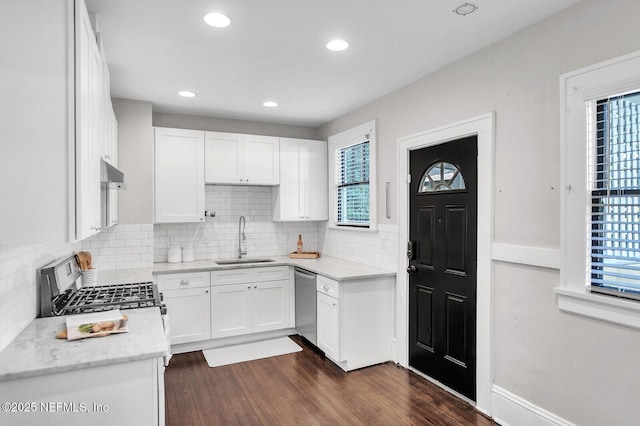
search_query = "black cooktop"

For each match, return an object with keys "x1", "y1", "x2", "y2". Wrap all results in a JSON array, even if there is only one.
[{"x1": 57, "y1": 282, "x2": 162, "y2": 315}]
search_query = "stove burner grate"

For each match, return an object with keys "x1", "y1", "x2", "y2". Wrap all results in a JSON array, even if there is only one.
[{"x1": 58, "y1": 282, "x2": 161, "y2": 315}]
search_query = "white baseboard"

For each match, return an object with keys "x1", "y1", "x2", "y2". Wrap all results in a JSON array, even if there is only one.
[
  {"x1": 492, "y1": 385, "x2": 575, "y2": 426},
  {"x1": 390, "y1": 338, "x2": 398, "y2": 362}
]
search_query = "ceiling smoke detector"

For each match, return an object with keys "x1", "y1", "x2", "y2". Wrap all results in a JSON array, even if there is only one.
[{"x1": 453, "y1": 3, "x2": 478, "y2": 16}]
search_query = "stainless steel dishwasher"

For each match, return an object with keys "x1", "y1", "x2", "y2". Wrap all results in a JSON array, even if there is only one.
[{"x1": 294, "y1": 267, "x2": 317, "y2": 345}]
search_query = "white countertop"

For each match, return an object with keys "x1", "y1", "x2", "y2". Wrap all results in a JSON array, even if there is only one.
[
  {"x1": 0, "y1": 256, "x2": 392, "y2": 382},
  {"x1": 0, "y1": 307, "x2": 167, "y2": 382},
  {"x1": 153, "y1": 255, "x2": 396, "y2": 281}
]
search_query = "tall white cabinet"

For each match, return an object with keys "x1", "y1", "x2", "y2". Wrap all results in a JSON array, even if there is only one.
[
  {"x1": 75, "y1": 0, "x2": 119, "y2": 239},
  {"x1": 76, "y1": 0, "x2": 103, "y2": 239},
  {"x1": 154, "y1": 127, "x2": 205, "y2": 223},
  {"x1": 273, "y1": 138, "x2": 328, "y2": 221},
  {"x1": 205, "y1": 132, "x2": 279, "y2": 185},
  {"x1": 100, "y1": 42, "x2": 119, "y2": 228}
]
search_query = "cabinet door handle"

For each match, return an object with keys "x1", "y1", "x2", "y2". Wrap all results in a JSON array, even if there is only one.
[
  {"x1": 323, "y1": 284, "x2": 329, "y2": 291},
  {"x1": 247, "y1": 286, "x2": 251, "y2": 289},
  {"x1": 254, "y1": 285, "x2": 257, "y2": 289}
]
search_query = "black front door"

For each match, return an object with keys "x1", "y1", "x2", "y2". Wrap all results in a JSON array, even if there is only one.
[{"x1": 408, "y1": 136, "x2": 478, "y2": 400}]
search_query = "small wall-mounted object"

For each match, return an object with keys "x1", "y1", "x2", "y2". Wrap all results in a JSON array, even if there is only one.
[
  {"x1": 204, "y1": 210, "x2": 216, "y2": 217},
  {"x1": 386, "y1": 182, "x2": 391, "y2": 219}
]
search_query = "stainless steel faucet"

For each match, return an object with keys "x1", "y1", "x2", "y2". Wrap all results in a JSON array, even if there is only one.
[{"x1": 238, "y1": 216, "x2": 247, "y2": 258}]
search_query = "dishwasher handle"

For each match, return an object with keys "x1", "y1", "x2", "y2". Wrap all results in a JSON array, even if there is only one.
[{"x1": 294, "y1": 268, "x2": 316, "y2": 280}]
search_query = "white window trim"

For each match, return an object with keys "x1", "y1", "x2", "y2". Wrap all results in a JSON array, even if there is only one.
[
  {"x1": 558, "y1": 49, "x2": 640, "y2": 330},
  {"x1": 327, "y1": 120, "x2": 378, "y2": 231}
]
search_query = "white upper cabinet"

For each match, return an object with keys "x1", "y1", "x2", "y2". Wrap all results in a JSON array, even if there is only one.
[
  {"x1": 75, "y1": 0, "x2": 119, "y2": 240},
  {"x1": 205, "y1": 132, "x2": 279, "y2": 185},
  {"x1": 273, "y1": 138, "x2": 328, "y2": 221},
  {"x1": 99, "y1": 43, "x2": 118, "y2": 166},
  {"x1": 242, "y1": 134, "x2": 280, "y2": 185},
  {"x1": 76, "y1": 0, "x2": 103, "y2": 239},
  {"x1": 154, "y1": 127, "x2": 205, "y2": 223},
  {"x1": 204, "y1": 132, "x2": 243, "y2": 183}
]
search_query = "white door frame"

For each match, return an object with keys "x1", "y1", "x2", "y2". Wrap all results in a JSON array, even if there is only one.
[{"x1": 396, "y1": 112, "x2": 495, "y2": 415}]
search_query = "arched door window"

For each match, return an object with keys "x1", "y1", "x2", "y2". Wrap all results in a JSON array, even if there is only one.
[{"x1": 418, "y1": 161, "x2": 466, "y2": 193}]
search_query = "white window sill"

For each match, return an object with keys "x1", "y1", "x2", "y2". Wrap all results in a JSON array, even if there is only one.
[
  {"x1": 326, "y1": 224, "x2": 378, "y2": 233},
  {"x1": 554, "y1": 287, "x2": 640, "y2": 330}
]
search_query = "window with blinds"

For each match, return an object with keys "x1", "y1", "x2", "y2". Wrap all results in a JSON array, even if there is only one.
[
  {"x1": 335, "y1": 139, "x2": 370, "y2": 226},
  {"x1": 589, "y1": 91, "x2": 640, "y2": 300}
]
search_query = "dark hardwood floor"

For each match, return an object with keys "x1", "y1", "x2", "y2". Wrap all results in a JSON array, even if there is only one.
[{"x1": 164, "y1": 335, "x2": 496, "y2": 425}]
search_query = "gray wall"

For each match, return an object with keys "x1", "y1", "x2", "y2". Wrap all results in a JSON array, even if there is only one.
[
  {"x1": 113, "y1": 99, "x2": 154, "y2": 224},
  {"x1": 0, "y1": 0, "x2": 71, "y2": 246},
  {"x1": 153, "y1": 112, "x2": 320, "y2": 140},
  {"x1": 318, "y1": 0, "x2": 640, "y2": 424}
]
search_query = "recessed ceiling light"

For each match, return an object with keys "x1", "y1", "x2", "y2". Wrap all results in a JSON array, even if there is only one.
[
  {"x1": 453, "y1": 3, "x2": 478, "y2": 16},
  {"x1": 263, "y1": 101, "x2": 278, "y2": 108},
  {"x1": 204, "y1": 12, "x2": 231, "y2": 28},
  {"x1": 178, "y1": 90, "x2": 197, "y2": 98},
  {"x1": 326, "y1": 39, "x2": 349, "y2": 52}
]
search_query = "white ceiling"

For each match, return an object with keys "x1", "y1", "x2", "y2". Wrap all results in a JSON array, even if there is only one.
[{"x1": 86, "y1": 0, "x2": 580, "y2": 127}]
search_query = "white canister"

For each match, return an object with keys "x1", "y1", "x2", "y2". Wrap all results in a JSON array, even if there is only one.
[
  {"x1": 182, "y1": 244, "x2": 194, "y2": 262},
  {"x1": 167, "y1": 245, "x2": 182, "y2": 263},
  {"x1": 81, "y1": 268, "x2": 98, "y2": 287}
]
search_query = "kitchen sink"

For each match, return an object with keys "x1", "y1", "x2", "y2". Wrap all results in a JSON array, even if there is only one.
[{"x1": 215, "y1": 258, "x2": 275, "y2": 265}]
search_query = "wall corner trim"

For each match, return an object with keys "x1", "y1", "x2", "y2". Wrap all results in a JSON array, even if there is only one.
[{"x1": 491, "y1": 385, "x2": 576, "y2": 426}]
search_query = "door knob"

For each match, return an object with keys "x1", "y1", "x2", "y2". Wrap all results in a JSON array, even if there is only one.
[{"x1": 406, "y1": 265, "x2": 417, "y2": 274}]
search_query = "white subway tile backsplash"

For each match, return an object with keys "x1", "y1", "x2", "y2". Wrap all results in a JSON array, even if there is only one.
[
  {"x1": 319, "y1": 224, "x2": 399, "y2": 271},
  {"x1": 81, "y1": 224, "x2": 154, "y2": 270},
  {"x1": 0, "y1": 241, "x2": 80, "y2": 351},
  {"x1": 154, "y1": 185, "x2": 321, "y2": 262}
]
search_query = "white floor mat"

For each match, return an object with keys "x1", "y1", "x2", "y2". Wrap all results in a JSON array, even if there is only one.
[{"x1": 202, "y1": 337, "x2": 302, "y2": 367}]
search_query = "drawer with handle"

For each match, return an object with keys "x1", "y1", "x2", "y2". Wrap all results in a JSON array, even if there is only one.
[
  {"x1": 211, "y1": 266, "x2": 289, "y2": 286},
  {"x1": 156, "y1": 271, "x2": 211, "y2": 291},
  {"x1": 317, "y1": 274, "x2": 339, "y2": 298}
]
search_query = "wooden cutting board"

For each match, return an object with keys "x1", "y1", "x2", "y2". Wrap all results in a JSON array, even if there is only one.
[{"x1": 289, "y1": 252, "x2": 321, "y2": 259}]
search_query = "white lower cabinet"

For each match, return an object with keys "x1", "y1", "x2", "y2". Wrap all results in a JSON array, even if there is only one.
[
  {"x1": 156, "y1": 272, "x2": 211, "y2": 345},
  {"x1": 253, "y1": 280, "x2": 291, "y2": 333},
  {"x1": 210, "y1": 284, "x2": 252, "y2": 338},
  {"x1": 317, "y1": 292, "x2": 340, "y2": 360},
  {"x1": 211, "y1": 266, "x2": 292, "y2": 339},
  {"x1": 316, "y1": 274, "x2": 395, "y2": 371},
  {"x1": 0, "y1": 358, "x2": 164, "y2": 426},
  {"x1": 156, "y1": 266, "x2": 293, "y2": 347}
]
